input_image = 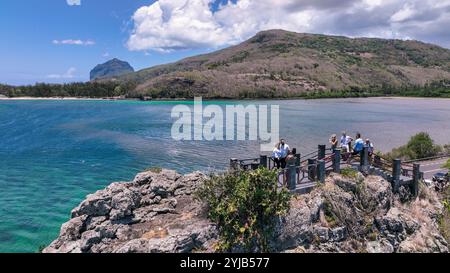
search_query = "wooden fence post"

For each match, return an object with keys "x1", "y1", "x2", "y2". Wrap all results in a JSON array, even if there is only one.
[
  {"x1": 295, "y1": 153, "x2": 301, "y2": 167},
  {"x1": 333, "y1": 148, "x2": 341, "y2": 173},
  {"x1": 374, "y1": 155, "x2": 381, "y2": 168},
  {"x1": 318, "y1": 160, "x2": 325, "y2": 183},
  {"x1": 360, "y1": 147, "x2": 369, "y2": 167},
  {"x1": 412, "y1": 163, "x2": 420, "y2": 197},
  {"x1": 260, "y1": 155, "x2": 268, "y2": 169},
  {"x1": 308, "y1": 159, "x2": 317, "y2": 181},
  {"x1": 289, "y1": 165, "x2": 297, "y2": 191},
  {"x1": 230, "y1": 158, "x2": 239, "y2": 171},
  {"x1": 392, "y1": 159, "x2": 402, "y2": 193},
  {"x1": 318, "y1": 145, "x2": 326, "y2": 160}
]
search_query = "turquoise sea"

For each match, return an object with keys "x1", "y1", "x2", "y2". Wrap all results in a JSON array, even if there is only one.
[{"x1": 0, "y1": 97, "x2": 449, "y2": 252}]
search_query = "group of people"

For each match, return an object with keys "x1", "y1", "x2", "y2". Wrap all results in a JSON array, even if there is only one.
[
  {"x1": 272, "y1": 139, "x2": 297, "y2": 169},
  {"x1": 271, "y1": 132, "x2": 375, "y2": 171},
  {"x1": 330, "y1": 131, "x2": 374, "y2": 161}
]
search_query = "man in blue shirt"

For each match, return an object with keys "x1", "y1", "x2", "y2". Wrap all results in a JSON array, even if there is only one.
[{"x1": 352, "y1": 133, "x2": 364, "y2": 156}]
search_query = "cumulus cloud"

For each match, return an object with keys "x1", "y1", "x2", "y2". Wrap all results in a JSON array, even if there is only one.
[
  {"x1": 127, "y1": 0, "x2": 450, "y2": 52},
  {"x1": 47, "y1": 67, "x2": 77, "y2": 79},
  {"x1": 67, "y1": 0, "x2": 81, "y2": 6},
  {"x1": 53, "y1": 39, "x2": 95, "y2": 46}
]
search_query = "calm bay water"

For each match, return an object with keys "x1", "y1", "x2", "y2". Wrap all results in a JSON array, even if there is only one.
[{"x1": 0, "y1": 97, "x2": 449, "y2": 252}]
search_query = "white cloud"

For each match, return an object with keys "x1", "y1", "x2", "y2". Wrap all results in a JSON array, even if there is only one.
[
  {"x1": 67, "y1": 0, "x2": 81, "y2": 6},
  {"x1": 53, "y1": 39, "x2": 95, "y2": 46},
  {"x1": 127, "y1": 0, "x2": 450, "y2": 51},
  {"x1": 47, "y1": 67, "x2": 77, "y2": 79},
  {"x1": 102, "y1": 52, "x2": 110, "y2": 58},
  {"x1": 390, "y1": 3, "x2": 416, "y2": 22}
]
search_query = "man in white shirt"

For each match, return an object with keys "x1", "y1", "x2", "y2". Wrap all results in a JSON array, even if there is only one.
[
  {"x1": 279, "y1": 139, "x2": 290, "y2": 169},
  {"x1": 340, "y1": 131, "x2": 351, "y2": 151}
]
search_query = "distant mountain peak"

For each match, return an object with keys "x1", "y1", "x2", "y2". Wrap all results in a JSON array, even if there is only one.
[{"x1": 90, "y1": 58, "x2": 134, "y2": 81}]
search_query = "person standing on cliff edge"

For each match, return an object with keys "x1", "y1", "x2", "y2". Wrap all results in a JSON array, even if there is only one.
[{"x1": 279, "y1": 139, "x2": 290, "y2": 169}]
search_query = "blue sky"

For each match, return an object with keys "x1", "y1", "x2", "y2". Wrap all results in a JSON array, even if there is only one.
[
  {"x1": 0, "y1": 0, "x2": 212, "y2": 85},
  {"x1": 1, "y1": 0, "x2": 449, "y2": 85}
]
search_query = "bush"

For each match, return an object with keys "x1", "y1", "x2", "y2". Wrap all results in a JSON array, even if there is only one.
[
  {"x1": 196, "y1": 168, "x2": 291, "y2": 252},
  {"x1": 406, "y1": 132, "x2": 441, "y2": 159},
  {"x1": 443, "y1": 159, "x2": 450, "y2": 170},
  {"x1": 444, "y1": 144, "x2": 450, "y2": 155},
  {"x1": 386, "y1": 132, "x2": 442, "y2": 160}
]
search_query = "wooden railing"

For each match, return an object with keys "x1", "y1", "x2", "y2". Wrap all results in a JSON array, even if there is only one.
[{"x1": 231, "y1": 144, "x2": 425, "y2": 196}]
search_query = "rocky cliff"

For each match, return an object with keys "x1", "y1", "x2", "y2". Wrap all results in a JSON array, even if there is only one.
[
  {"x1": 44, "y1": 169, "x2": 448, "y2": 253},
  {"x1": 90, "y1": 58, "x2": 134, "y2": 81}
]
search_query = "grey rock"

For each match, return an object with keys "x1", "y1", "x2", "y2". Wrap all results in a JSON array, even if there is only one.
[
  {"x1": 71, "y1": 194, "x2": 111, "y2": 218},
  {"x1": 59, "y1": 215, "x2": 88, "y2": 241},
  {"x1": 80, "y1": 230, "x2": 102, "y2": 252},
  {"x1": 273, "y1": 200, "x2": 313, "y2": 250},
  {"x1": 330, "y1": 227, "x2": 347, "y2": 242},
  {"x1": 366, "y1": 239, "x2": 394, "y2": 253},
  {"x1": 314, "y1": 226, "x2": 330, "y2": 243}
]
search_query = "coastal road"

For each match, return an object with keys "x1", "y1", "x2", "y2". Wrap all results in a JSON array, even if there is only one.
[{"x1": 417, "y1": 157, "x2": 449, "y2": 180}]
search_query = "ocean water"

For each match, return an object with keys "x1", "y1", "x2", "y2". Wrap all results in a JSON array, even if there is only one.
[{"x1": 0, "y1": 97, "x2": 449, "y2": 253}]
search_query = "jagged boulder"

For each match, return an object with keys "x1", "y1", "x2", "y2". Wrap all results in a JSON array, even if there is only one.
[{"x1": 44, "y1": 169, "x2": 216, "y2": 253}]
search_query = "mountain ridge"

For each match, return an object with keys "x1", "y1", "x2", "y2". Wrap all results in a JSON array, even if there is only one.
[
  {"x1": 90, "y1": 58, "x2": 135, "y2": 81},
  {"x1": 1, "y1": 29, "x2": 449, "y2": 99},
  {"x1": 109, "y1": 29, "x2": 450, "y2": 99}
]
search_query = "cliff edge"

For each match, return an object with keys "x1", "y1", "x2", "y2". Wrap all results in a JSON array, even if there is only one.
[{"x1": 44, "y1": 169, "x2": 448, "y2": 253}]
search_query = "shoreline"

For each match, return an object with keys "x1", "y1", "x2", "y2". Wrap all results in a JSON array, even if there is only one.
[
  {"x1": 0, "y1": 96, "x2": 132, "y2": 101},
  {"x1": 1, "y1": 95, "x2": 450, "y2": 102}
]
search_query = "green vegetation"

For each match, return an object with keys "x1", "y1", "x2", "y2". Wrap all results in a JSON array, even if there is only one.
[
  {"x1": 144, "y1": 167, "x2": 162, "y2": 173},
  {"x1": 2, "y1": 79, "x2": 448, "y2": 100},
  {"x1": 443, "y1": 159, "x2": 450, "y2": 170},
  {"x1": 341, "y1": 167, "x2": 359, "y2": 179},
  {"x1": 0, "y1": 81, "x2": 136, "y2": 98},
  {"x1": 439, "y1": 187, "x2": 450, "y2": 245},
  {"x1": 322, "y1": 200, "x2": 338, "y2": 228},
  {"x1": 385, "y1": 132, "x2": 443, "y2": 161},
  {"x1": 196, "y1": 168, "x2": 291, "y2": 252}
]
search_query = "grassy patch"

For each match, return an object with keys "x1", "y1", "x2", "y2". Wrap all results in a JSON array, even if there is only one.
[
  {"x1": 341, "y1": 168, "x2": 359, "y2": 179},
  {"x1": 144, "y1": 167, "x2": 162, "y2": 173},
  {"x1": 439, "y1": 188, "x2": 450, "y2": 245},
  {"x1": 322, "y1": 200, "x2": 338, "y2": 228}
]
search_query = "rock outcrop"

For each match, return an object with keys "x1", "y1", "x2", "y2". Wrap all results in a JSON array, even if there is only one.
[
  {"x1": 44, "y1": 169, "x2": 217, "y2": 253},
  {"x1": 45, "y1": 170, "x2": 448, "y2": 253},
  {"x1": 90, "y1": 58, "x2": 134, "y2": 81}
]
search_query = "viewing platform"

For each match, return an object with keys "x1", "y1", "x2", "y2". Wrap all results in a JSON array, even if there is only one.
[{"x1": 230, "y1": 145, "x2": 449, "y2": 196}]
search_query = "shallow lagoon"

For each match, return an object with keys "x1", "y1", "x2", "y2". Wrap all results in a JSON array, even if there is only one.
[{"x1": 0, "y1": 97, "x2": 449, "y2": 252}]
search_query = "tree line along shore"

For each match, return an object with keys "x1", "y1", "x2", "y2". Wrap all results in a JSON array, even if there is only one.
[{"x1": 0, "y1": 79, "x2": 449, "y2": 100}]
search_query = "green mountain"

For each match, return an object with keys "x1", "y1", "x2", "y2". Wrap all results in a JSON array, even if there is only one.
[
  {"x1": 90, "y1": 58, "x2": 134, "y2": 81},
  {"x1": 115, "y1": 29, "x2": 450, "y2": 99},
  {"x1": 1, "y1": 29, "x2": 449, "y2": 99}
]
